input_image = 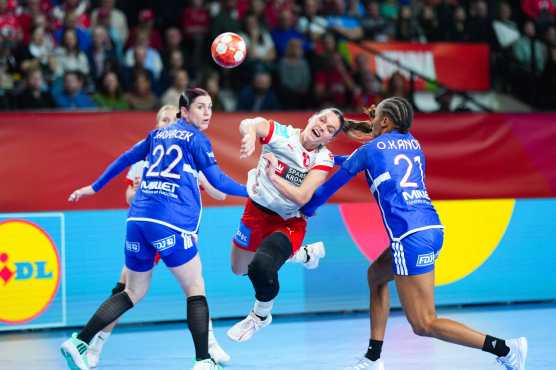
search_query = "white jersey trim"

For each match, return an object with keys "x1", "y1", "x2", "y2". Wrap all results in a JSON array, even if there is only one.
[
  {"x1": 392, "y1": 225, "x2": 445, "y2": 242},
  {"x1": 371, "y1": 171, "x2": 391, "y2": 193},
  {"x1": 126, "y1": 217, "x2": 198, "y2": 234}
]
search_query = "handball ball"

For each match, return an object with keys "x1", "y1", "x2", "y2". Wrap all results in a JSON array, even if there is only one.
[{"x1": 211, "y1": 32, "x2": 247, "y2": 69}]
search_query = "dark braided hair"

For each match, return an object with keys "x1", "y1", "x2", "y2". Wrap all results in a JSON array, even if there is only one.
[
  {"x1": 377, "y1": 96, "x2": 414, "y2": 133},
  {"x1": 176, "y1": 87, "x2": 210, "y2": 118}
]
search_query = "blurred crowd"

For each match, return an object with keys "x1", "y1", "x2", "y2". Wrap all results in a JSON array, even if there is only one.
[{"x1": 0, "y1": 0, "x2": 554, "y2": 112}]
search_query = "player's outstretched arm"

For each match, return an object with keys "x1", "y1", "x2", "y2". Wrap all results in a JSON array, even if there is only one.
[
  {"x1": 301, "y1": 168, "x2": 355, "y2": 216},
  {"x1": 68, "y1": 185, "x2": 96, "y2": 202},
  {"x1": 203, "y1": 164, "x2": 248, "y2": 197},
  {"x1": 239, "y1": 117, "x2": 270, "y2": 159},
  {"x1": 199, "y1": 171, "x2": 227, "y2": 200},
  {"x1": 263, "y1": 152, "x2": 329, "y2": 206}
]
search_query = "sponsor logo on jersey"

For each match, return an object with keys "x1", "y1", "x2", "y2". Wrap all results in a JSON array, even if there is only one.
[
  {"x1": 125, "y1": 241, "x2": 140, "y2": 253},
  {"x1": 274, "y1": 160, "x2": 308, "y2": 186},
  {"x1": 416, "y1": 252, "x2": 435, "y2": 267},
  {"x1": 402, "y1": 189, "x2": 431, "y2": 204},
  {"x1": 153, "y1": 235, "x2": 176, "y2": 252},
  {"x1": 141, "y1": 181, "x2": 179, "y2": 198},
  {"x1": 234, "y1": 223, "x2": 251, "y2": 248},
  {"x1": 0, "y1": 220, "x2": 60, "y2": 324},
  {"x1": 154, "y1": 129, "x2": 194, "y2": 141}
]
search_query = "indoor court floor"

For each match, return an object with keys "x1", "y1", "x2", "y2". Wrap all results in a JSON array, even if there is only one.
[{"x1": 1, "y1": 303, "x2": 554, "y2": 370}]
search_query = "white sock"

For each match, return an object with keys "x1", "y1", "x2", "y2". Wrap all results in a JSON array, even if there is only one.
[
  {"x1": 90, "y1": 331, "x2": 111, "y2": 351},
  {"x1": 289, "y1": 246, "x2": 308, "y2": 264},
  {"x1": 253, "y1": 299, "x2": 274, "y2": 318}
]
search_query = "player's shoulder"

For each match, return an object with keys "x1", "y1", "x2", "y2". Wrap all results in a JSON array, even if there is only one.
[{"x1": 272, "y1": 120, "x2": 298, "y2": 139}]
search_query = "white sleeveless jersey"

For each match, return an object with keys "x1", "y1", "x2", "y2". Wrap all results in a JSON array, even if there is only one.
[
  {"x1": 247, "y1": 120, "x2": 334, "y2": 220},
  {"x1": 126, "y1": 160, "x2": 147, "y2": 184}
]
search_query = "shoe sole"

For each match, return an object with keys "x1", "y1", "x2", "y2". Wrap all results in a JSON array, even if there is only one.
[
  {"x1": 60, "y1": 347, "x2": 82, "y2": 370},
  {"x1": 519, "y1": 337, "x2": 528, "y2": 370}
]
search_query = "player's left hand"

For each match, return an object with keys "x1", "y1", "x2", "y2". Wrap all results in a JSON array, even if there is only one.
[
  {"x1": 240, "y1": 128, "x2": 256, "y2": 159},
  {"x1": 68, "y1": 185, "x2": 96, "y2": 202},
  {"x1": 262, "y1": 153, "x2": 278, "y2": 177}
]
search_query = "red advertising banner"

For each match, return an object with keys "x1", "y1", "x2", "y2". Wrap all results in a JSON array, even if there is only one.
[
  {"x1": 346, "y1": 42, "x2": 490, "y2": 91},
  {"x1": 1, "y1": 111, "x2": 555, "y2": 212}
]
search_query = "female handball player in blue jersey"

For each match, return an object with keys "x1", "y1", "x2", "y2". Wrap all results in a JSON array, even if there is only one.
[
  {"x1": 85, "y1": 105, "x2": 230, "y2": 368},
  {"x1": 61, "y1": 88, "x2": 247, "y2": 370},
  {"x1": 225, "y1": 108, "x2": 344, "y2": 342},
  {"x1": 297, "y1": 97, "x2": 527, "y2": 370}
]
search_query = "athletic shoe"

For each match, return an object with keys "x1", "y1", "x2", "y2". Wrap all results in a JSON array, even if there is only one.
[
  {"x1": 191, "y1": 358, "x2": 221, "y2": 370},
  {"x1": 341, "y1": 358, "x2": 385, "y2": 370},
  {"x1": 226, "y1": 311, "x2": 272, "y2": 342},
  {"x1": 497, "y1": 337, "x2": 527, "y2": 370},
  {"x1": 304, "y1": 241, "x2": 325, "y2": 270},
  {"x1": 86, "y1": 331, "x2": 110, "y2": 368},
  {"x1": 60, "y1": 333, "x2": 89, "y2": 370},
  {"x1": 208, "y1": 334, "x2": 230, "y2": 365}
]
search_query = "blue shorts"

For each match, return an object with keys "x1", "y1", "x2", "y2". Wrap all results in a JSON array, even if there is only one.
[
  {"x1": 391, "y1": 228, "x2": 444, "y2": 276},
  {"x1": 125, "y1": 221, "x2": 198, "y2": 272}
]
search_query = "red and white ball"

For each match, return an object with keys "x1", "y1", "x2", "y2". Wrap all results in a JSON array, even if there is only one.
[{"x1": 211, "y1": 32, "x2": 247, "y2": 69}]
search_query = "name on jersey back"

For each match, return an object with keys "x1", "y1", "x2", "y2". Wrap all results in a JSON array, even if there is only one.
[
  {"x1": 376, "y1": 138, "x2": 421, "y2": 150},
  {"x1": 154, "y1": 129, "x2": 194, "y2": 141}
]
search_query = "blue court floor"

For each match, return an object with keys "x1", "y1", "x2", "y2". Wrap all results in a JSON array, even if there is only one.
[{"x1": 1, "y1": 303, "x2": 554, "y2": 370}]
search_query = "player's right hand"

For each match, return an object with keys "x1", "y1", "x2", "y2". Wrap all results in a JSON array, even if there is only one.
[
  {"x1": 68, "y1": 185, "x2": 96, "y2": 202},
  {"x1": 240, "y1": 130, "x2": 256, "y2": 159}
]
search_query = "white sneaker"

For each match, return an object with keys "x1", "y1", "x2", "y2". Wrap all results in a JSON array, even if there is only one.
[
  {"x1": 191, "y1": 358, "x2": 221, "y2": 370},
  {"x1": 497, "y1": 337, "x2": 527, "y2": 370},
  {"x1": 342, "y1": 358, "x2": 385, "y2": 370},
  {"x1": 60, "y1": 333, "x2": 90, "y2": 370},
  {"x1": 226, "y1": 311, "x2": 272, "y2": 342},
  {"x1": 86, "y1": 331, "x2": 110, "y2": 368},
  {"x1": 208, "y1": 335, "x2": 231, "y2": 365},
  {"x1": 304, "y1": 241, "x2": 325, "y2": 270}
]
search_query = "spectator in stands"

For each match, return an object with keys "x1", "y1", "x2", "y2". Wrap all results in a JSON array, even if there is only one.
[
  {"x1": 86, "y1": 25, "x2": 119, "y2": 81},
  {"x1": 125, "y1": 29, "x2": 163, "y2": 80},
  {"x1": 159, "y1": 49, "x2": 186, "y2": 93},
  {"x1": 54, "y1": 10, "x2": 91, "y2": 52},
  {"x1": 182, "y1": 0, "x2": 209, "y2": 71},
  {"x1": 521, "y1": 0, "x2": 555, "y2": 32},
  {"x1": 271, "y1": 9, "x2": 309, "y2": 58},
  {"x1": 313, "y1": 34, "x2": 355, "y2": 108},
  {"x1": 380, "y1": 0, "x2": 399, "y2": 21},
  {"x1": 93, "y1": 71, "x2": 128, "y2": 110},
  {"x1": 53, "y1": 28, "x2": 90, "y2": 80},
  {"x1": 17, "y1": 26, "x2": 56, "y2": 79},
  {"x1": 210, "y1": 0, "x2": 242, "y2": 40},
  {"x1": 124, "y1": 70, "x2": 158, "y2": 111},
  {"x1": 263, "y1": 0, "x2": 295, "y2": 29},
  {"x1": 468, "y1": 0, "x2": 495, "y2": 44},
  {"x1": 513, "y1": 20, "x2": 547, "y2": 74},
  {"x1": 241, "y1": 13, "x2": 276, "y2": 73},
  {"x1": 90, "y1": 0, "x2": 128, "y2": 51},
  {"x1": 385, "y1": 71, "x2": 414, "y2": 106},
  {"x1": 396, "y1": 5, "x2": 424, "y2": 42},
  {"x1": 51, "y1": 0, "x2": 90, "y2": 30},
  {"x1": 447, "y1": 6, "x2": 471, "y2": 42},
  {"x1": 237, "y1": 69, "x2": 280, "y2": 111},
  {"x1": 202, "y1": 69, "x2": 229, "y2": 111},
  {"x1": 16, "y1": 68, "x2": 55, "y2": 109},
  {"x1": 15, "y1": 0, "x2": 49, "y2": 44},
  {"x1": 436, "y1": 0, "x2": 458, "y2": 41},
  {"x1": 161, "y1": 69, "x2": 189, "y2": 106},
  {"x1": 359, "y1": 0, "x2": 393, "y2": 42},
  {"x1": 53, "y1": 70, "x2": 96, "y2": 109},
  {"x1": 277, "y1": 38, "x2": 311, "y2": 109},
  {"x1": 161, "y1": 27, "x2": 185, "y2": 71},
  {"x1": 539, "y1": 46, "x2": 556, "y2": 108},
  {"x1": 326, "y1": 0, "x2": 363, "y2": 41},
  {"x1": 127, "y1": 9, "x2": 162, "y2": 50},
  {"x1": 297, "y1": 0, "x2": 328, "y2": 44},
  {"x1": 351, "y1": 53, "x2": 382, "y2": 108},
  {"x1": 544, "y1": 25, "x2": 556, "y2": 48},
  {"x1": 419, "y1": 5, "x2": 441, "y2": 42}
]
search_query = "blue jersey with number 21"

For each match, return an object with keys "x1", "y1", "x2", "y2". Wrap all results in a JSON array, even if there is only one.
[{"x1": 341, "y1": 131, "x2": 443, "y2": 240}]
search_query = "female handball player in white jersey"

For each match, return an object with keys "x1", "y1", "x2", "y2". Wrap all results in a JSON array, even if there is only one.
[
  {"x1": 301, "y1": 97, "x2": 527, "y2": 370},
  {"x1": 226, "y1": 108, "x2": 344, "y2": 342},
  {"x1": 85, "y1": 105, "x2": 230, "y2": 368},
  {"x1": 62, "y1": 88, "x2": 247, "y2": 370}
]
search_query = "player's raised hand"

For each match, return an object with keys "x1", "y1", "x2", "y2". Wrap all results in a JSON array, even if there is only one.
[
  {"x1": 68, "y1": 185, "x2": 96, "y2": 202},
  {"x1": 240, "y1": 129, "x2": 256, "y2": 159}
]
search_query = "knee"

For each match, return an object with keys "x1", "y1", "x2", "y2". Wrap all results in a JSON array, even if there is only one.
[
  {"x1": 247, "y1": 256, "x2": 275, "y2": 283},
  {"x1": 409, "y1": 317, "x2": 435, "y2": 337},
  {"x1": 367, "y1": 267, "x2": 383, "y2": 290},
  {"x1": 231, "y1": 263, "x2": 247, "y2": 276},
  {"x1": 124, "y1": 286, "x2": 147, "y2": 304}
]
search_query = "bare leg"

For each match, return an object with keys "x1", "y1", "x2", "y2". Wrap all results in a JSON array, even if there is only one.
[
  {"x1": 231, "y1": 244, "x2": 255, "y2": 276},
  {"x1": 395, "y1": 270, "x2": 485, "y2": 348},
  {"x1": 368, "y1": 248, "x2": 394, "y2": 341}
]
